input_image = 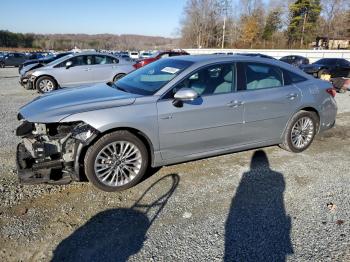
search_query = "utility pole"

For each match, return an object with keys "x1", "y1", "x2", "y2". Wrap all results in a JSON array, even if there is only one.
[
  {"x1": 221, "y1": 0, "x2": 229, "y2": 49},
  {"x1": 301, "y1": 8, "x2": 308, "y2": 48}
]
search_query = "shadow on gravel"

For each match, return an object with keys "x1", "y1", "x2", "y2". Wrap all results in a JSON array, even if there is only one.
[
  {"x1": 224, "y1": 150, "x2": 293, "y2": 262},
  {"x1": 0, "y1": 76, "x2": 18, "y2": 79},
  {"x1": 52, "y1": 173, "x2": 180, "y2": 262}
]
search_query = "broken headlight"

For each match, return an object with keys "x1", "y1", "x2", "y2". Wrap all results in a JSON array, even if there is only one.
[{"x1": 71, "y1": 123, "x2": 98, "y2": 144}]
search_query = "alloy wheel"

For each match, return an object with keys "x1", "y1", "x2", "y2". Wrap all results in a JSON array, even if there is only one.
[
  {"x1": 39, "y1": 79, "x2": 54, "y2": 92},
  {"x1": 94, "y1": 141, "x2": 142, "y2": 187},
  {"x1": 291, "y1": 117, "x2": 314, "y2": 149}
]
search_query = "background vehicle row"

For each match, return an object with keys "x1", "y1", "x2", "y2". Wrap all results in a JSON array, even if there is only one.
[{"x1": 20, "y1": 52, "x2": 135, "y2": 93}]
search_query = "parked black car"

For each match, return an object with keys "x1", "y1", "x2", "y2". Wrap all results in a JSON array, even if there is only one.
[
  {"x1": 19, "y1": 52, "x2": 73, "y2": 73},
  {"x1": 280, "y1": 55, "x2": 309, "y2": 67},
  {"x1": 26, "y1": 52, "x2": 46, "y2": 60},
  {"x1": 300, "y1": 58, "x2": 350, "y2": 78},
  {"x1": 0, "y1": 52, "x2": 27, "y2": 68}
]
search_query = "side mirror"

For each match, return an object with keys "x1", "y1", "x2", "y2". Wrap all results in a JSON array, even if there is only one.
[
  {"x1": 174, "y1": 88, "x2": 198, "y2": 101},
  {"x1": 65, "y1": 61, "x2": 73, "y2": 69},
  {"x1": 173, "y1": 88, "x2": 198, "y2": 107}
]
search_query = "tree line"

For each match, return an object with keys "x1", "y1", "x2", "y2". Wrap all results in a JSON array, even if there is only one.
[
  {"x1": 0, "y1": 30, "x2": 179, "y2": 51},
  {"x1": 179, "y1": 0, "x2": 350, "y2": 49}
]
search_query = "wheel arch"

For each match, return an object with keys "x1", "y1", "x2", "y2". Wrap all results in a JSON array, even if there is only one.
[
  {"x1": 282, "y1": 106, "x2": 321, "y2": 140},
  {"x1": 76, "y1": 126, "x2": 155, "y2": 181},
  {"x1": 34, "y1": 74, "x2": 59, "y2": 88},
  {"x1": 113, "y1": 72, "x2": 126, "y2": 82},
  {"x1": 298, "y1": 106, "x2": 320, "y2": 132}
]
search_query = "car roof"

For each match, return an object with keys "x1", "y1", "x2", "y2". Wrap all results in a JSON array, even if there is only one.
[
  {"x1": 164, "y1": 54, "x2": 313, "y2": 78},
  {"x1": 71, "y1": 51, "x2": 116, "y2": 57},
  {"x1": 168, "y1": 54, "x2": 275, "y2": 63}
]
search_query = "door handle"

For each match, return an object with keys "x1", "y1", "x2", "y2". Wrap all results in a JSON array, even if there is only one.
[
  {"x1": 160, "y1": 115, "x2": 173, "y2": 120},
  {"x1": 286, "y1": 93, "x2": 298, "y2": 100},
  {"x1": 84, "y1": 68, "x2": 92, "y2": 71},
  {"x1": 227, "y1": 100, "x2": 243, "y2": 108}
]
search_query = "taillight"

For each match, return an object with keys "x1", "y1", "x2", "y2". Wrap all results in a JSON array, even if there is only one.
[{"x1": 326, "y1": 87, "x2": 336, "y2": 97}]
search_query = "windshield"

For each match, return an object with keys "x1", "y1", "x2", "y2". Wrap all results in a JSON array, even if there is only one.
[
  {"x1": 44, "y1": 54, "x2": 55, "y2": 60},
  {"x1": 115, "y1": 59, "x2": 193, "y2": 95},
  {"x1": 47, "y1": 54, "x2": 74, "y2": 66}
]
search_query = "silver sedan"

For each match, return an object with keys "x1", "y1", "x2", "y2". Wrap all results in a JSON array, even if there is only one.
[
  {"x1": 16, "y1": 55, "x2": 337, "y2": 191},
  {"x1": 22, "y1": 52, "x2": 135, "y2": 93}
]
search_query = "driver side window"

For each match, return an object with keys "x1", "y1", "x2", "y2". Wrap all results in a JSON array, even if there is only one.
[{"x1": 164, "y1": 63, "x2": 235, "y2": 99}]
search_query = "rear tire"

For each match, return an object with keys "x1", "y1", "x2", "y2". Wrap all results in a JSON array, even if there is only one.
[
  {"x1": 113, "y1": 73, "x2": 126, "y2": 82},
  {"x1": 35, "y1": 76, "x2": 57, "y2": 93},
  {"x1": 84, "y1": 130, "x2": 149, "y2": 192},
  {"x1": 317, "y1": 69, "x2": 328, "y2": 79},
  {"x1": 280, "y1": 111, "x2": 318, "y2": 153}
]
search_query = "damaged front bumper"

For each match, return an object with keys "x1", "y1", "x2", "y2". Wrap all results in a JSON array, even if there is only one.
[
  {"x1": 16, "y1": 120, "x2": 98, "y2": 185},
  {"x1": 19, "y1": 74, "x2": 36, "y2": 89}
]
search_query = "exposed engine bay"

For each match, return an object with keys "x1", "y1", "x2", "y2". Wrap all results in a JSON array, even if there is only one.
[{"x1": 16, "y1": 119, "x2": 98, "y2": 184}]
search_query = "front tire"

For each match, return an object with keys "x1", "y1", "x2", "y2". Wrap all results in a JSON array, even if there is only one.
[
  {"x1": 280, "y1": 111, "x2": 318, "y2": 153},
  {"x1": 35, "y1": 76, "x2": 57, "y2": 93},
  {"x1": 113, "y1": 73, "x2": 126, "y2": 82},
  {"x1": 0, "y1": 62, "x2": 4, "y2": 68},
  {"x1": 84, "y1": 130, "x2": 149, "y2": 192}
]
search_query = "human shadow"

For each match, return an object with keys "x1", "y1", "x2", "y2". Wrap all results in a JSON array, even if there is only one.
[
  {"x1": 52, "y1": 173, "x2": 179, "y2": 262},
  {"x1": 224, "y1": 150, "x2": 293, "y2": 262}
]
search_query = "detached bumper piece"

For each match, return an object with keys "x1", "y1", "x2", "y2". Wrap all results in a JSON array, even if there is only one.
[
  {"x1": 16, "y1": 143, "x2": 72, "y2": 185},
  {"x1": 19, "y1": 76, "x2": 33, "y2": 89}
]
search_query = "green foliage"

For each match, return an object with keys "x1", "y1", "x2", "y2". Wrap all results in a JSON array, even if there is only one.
[
  {"x1": 262, "y1": 8, "x2": 282, "y2": 41},
  {"x1": 0, "y1": 30, "x2": 35, "y2": 48},
  {"x1": 287, "y1": 0, "x2": 322, "y2": 47}
]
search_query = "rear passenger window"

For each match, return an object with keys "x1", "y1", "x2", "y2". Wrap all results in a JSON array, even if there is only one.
[
  {"x1": 94, "y1": 55, "x2": 118, "y2": 64},
  {"x1": 283, "y1": 69, "x2": 307, "y2": 85},
  {"x1": 242, "y1": 63, "x2": 283, "y2": 90},
  {"x1": 70, "y1": 55, "x2": 93, "y2": 66}
]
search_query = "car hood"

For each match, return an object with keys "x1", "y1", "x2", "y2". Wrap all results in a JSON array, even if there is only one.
[
  {"x1": 25, "y1": 58, "x2": 48, "y2": 64},
  {"x1": 21, "y1": 63, "x2": 44, "y2": 76},
  {"x1": 19, "y1": 83, "x2": 141, "y2": 123}
]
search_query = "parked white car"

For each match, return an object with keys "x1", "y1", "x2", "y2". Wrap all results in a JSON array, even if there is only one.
[{"x1": 129, "y1": 51, "x2": 139, "y2": 59}]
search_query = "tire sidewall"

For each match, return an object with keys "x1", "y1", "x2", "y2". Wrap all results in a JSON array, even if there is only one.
[
  {"x1": 84, "y1": 131, "x2": 149, "y2": 192},
  {"x1": 36, "y1": 76, "x2": 57, "y2": 93},
  {"x1": 285, "y1": 111, "x2": 318, "y2": 153},
  {"x1": 317, "y1": 69, "x2": 327, "y2": 78},
  {"x1": 113, "y1": 73, "x2": 126, "y2": 82}
]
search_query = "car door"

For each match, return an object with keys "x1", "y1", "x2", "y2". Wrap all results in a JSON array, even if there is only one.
[
  {"x1": 90, "y1": 55, "x2": 119, "y2": 83},
  {"x1": 236, "y1": 62, "x2": 302, "y2": 144},
  {"x1": 13, "y1": 53, "x2": 21, "y2": 66},
  {"x1": 157, "y1": 63, "x2": 244, "y2": 160},
  {"x1": 53, "y1": 55, "x2": 95, "y2": 86},
  {"x1": 337, "y1": 59, "x2": 350, "y2": 77},
  {"x1": 5, "y1": 53, "x2": 15, "y2": 66}
]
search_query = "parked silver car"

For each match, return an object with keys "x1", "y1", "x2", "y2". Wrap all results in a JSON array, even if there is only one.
[
  {"x1": 16, "y1": 55, "x2": 337, "y2": 191},
  {"x1": 22, "y1": 52, "x2": 135, "y2": 93}
]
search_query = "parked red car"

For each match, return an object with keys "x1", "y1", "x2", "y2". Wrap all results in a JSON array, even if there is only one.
[{"x1": 134, "y1": 50, "x2": 189, "y2": 69}]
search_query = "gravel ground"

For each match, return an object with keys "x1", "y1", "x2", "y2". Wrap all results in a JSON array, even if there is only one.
[{"x1": 0, "y1": 67, "x2": 349, "y2": 261}]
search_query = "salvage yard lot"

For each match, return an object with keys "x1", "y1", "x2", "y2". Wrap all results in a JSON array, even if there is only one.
[{"x1": 0, "y1": 67, "x2": 349, "y2": 261}]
